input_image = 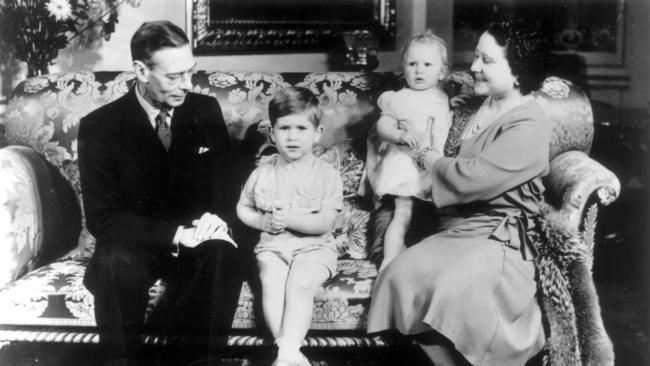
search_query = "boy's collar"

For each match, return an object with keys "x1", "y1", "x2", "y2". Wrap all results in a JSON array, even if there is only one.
[{"x1": 276, "y1": 153, "x2": 315, "y2": 173}]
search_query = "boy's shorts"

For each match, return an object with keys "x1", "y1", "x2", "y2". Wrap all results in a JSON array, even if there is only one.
[{"x1": 255, "y1": 239, "x2": 338, "y2": 277}]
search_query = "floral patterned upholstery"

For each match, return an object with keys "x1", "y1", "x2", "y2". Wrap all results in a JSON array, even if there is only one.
[
  {"x1": 233, "y1": 259, "x2": 377, "y2": 330},
  {"x1": 0, "y1": 70, "x2": 620, "y2": 345},
  {"x1": 0, "y1": 254, "x2": 376, "y2": 331}
]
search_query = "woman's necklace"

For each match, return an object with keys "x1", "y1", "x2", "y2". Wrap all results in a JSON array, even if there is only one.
[{"x1": 462, "y1": 94, "x2": 534, "y2": 140}]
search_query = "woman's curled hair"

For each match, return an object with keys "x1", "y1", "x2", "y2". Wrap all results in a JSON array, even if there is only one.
[{"x1": 486, "y1": 18, "x2": 550, "y2": 94}]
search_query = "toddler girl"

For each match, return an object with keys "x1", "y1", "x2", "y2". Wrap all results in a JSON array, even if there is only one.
[{"x1": 365, "y1": 31, "x2": 452, "y2": 271}]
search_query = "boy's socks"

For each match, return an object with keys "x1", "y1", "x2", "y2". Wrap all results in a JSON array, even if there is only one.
[{"x1": 275, "y1": 336, "x2": 302, "y2": 362}]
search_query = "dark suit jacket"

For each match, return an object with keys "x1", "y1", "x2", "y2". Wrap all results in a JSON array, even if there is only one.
[{"x1": 78, "y1": 87, "x2": 236, "y2": 253}]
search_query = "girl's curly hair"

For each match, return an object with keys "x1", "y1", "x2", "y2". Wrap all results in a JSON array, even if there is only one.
[{"x1": 486, "y1": 18, "x2": 550, "y2": 94}]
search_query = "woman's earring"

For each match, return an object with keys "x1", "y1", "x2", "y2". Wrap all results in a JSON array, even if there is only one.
[{"x1": 514, "y1": 79, "x2": 520, "y2": 88}]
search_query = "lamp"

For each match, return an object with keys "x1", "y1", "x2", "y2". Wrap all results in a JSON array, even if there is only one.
[{"x1": 342, "y1": 30, "x2": 379, "y2": 71}]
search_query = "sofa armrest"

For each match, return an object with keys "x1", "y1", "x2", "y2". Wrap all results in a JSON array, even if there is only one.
[
  {"x1": 0, "y1": 145, "x2": 81, "y2": 285},
  {"x1": 544, "y1": 151, "x2": 620, "y2": 230}
]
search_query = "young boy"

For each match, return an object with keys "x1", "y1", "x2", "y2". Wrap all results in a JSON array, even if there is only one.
[{"x1": 236, "y1": 87, "x2": 343, "y2": 366}]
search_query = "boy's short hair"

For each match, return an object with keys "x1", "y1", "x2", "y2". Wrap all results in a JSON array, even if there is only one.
[
  {"x1": 131, "y1": 20, "x2": 189, "y2": 66},
  {"x1": 268, "y1": 87, "x2": 322, "y2": 127},
  {"x1": 401, "y1": 30, "x2": 450, "y2": 71}
]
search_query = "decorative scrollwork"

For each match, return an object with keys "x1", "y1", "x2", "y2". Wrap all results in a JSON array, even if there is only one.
[
  {"x1": 226, "y1": 334, "x2": 389, "y2": 348},
  {"x1": 0, "y1": 330, "x2": 390, "y2": 349}
]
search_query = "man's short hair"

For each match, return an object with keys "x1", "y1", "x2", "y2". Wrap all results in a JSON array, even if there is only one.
[
  {"x1": 268, "y1": 87, "x2": 322, "y2": 127},
  {"x1": 130, "y1": 20, "x2": 189, "y2": 65}
]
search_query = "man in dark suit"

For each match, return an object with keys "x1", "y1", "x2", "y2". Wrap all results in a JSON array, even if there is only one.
[{"x1": 78, "y1": 21, "x2": 242, "y2": 366}]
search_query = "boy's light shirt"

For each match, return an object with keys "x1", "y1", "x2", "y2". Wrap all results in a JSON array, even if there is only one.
[
  {"x1": 239, "y1": 153, "x2": 344, "y2": 247},
  {"x1": 273, "y1": 153, "x2": 317, "y2": 203}
]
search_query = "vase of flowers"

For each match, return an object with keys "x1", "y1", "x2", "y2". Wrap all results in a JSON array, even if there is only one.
[{"x1": 0, "y1": 0, "x2": 141, "y2": 77}]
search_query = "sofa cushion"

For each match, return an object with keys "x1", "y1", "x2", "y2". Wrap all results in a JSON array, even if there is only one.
[
  {"x1": 0, "y1": 257, "x2": 92, "y2": 327},
  {"x1": 0, "y1": 256, "x2": 377, "y2": 331},
  {"x1": 233, "y1": 259, "x2": 377, "y2": 330}
]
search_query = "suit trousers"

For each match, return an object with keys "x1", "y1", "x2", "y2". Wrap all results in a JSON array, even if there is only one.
[{"x1": 83, "y1": 240, "x2": 243, "y2": 362}]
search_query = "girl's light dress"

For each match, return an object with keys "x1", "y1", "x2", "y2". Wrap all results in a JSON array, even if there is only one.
[{"x1": 365, "y1": 87, "x2": 450, "y2": 200}]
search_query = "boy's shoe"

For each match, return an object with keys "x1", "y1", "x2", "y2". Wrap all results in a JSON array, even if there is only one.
[
  {"x1": 270, "y1": 359, "x2": 293, "y2": 366},
  {"x1": 270, "y1": 354, "x2": 311, "y2": 366},
  {"x1": 294, "y1": 354, "x2": 311, "y2": 366}
]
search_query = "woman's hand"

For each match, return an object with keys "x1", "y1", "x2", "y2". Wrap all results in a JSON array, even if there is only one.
[
  {"x1": 399, "y1": 117, "x2": 435, "y2": 158},
  {"x1": 397, "y1": 119, "x2": 424, "y2": 151},
  {"x1": 397, "y1": 129, "x2": 419, "y2": 149},
  {"x1": 450, "y1": 94, "x2": 470, "y2": 108}
]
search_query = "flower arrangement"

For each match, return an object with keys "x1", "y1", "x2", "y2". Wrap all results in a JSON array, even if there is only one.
[{"x1": 0, "y1": 0, "x2": 141, "y2": 77}]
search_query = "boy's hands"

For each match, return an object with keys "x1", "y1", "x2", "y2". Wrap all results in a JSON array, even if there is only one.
[
  {"x1": 271, "y1": 200, "x2": 288, "y2": 233},
  {"x1": 259, "y1": 212, "x2": 277, "y2": 233},
  {"x1": 259, "y1": 200, "x2": 289, "y2": 234}
]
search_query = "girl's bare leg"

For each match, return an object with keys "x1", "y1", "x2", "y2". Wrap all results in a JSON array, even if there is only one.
[{"x1": 380, "y1": 196, "x2": 413, "y2": 271}]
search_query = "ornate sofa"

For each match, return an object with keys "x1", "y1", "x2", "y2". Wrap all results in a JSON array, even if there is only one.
[{"x1": 0, "y1": 71, "x2": 620, "y2": 364}]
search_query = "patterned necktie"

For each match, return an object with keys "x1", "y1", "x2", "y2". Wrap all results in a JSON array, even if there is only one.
[{"x1": 155, "y1": 109, "x2": 171, "y2": 151}]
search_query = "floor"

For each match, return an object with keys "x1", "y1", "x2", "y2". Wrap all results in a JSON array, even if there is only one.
[
  {"x1": 592, "y1": 188, "x2": 650, "y2": 365},
  {"x1": 590, "y1": 119, "x2": 650, "y2": 366}
]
